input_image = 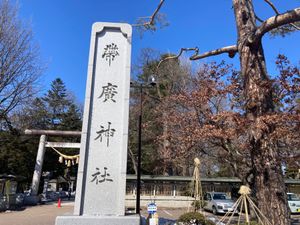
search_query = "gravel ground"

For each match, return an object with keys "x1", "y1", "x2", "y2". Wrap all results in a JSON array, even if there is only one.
[{"x1": 0, "y1": 202, "x2": 299, "y2": 225}]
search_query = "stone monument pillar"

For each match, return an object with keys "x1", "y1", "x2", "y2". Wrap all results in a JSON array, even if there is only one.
[{"x1": 56, "y1": 22, "x2": 140, "y2": 225}]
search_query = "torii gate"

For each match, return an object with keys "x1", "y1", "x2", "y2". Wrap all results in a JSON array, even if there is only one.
[{"x1": 24, "y1": 129, "x2": 81, "y2": 204}]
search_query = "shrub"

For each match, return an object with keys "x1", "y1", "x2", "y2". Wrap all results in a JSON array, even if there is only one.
[
  {"x1": 177, "y1": 212, "x2": 215, "y2": 225},
  {"x1": 191, "y1": 200, "x2": 201, "y2": 211},
  {"x1": 191, "y1": 200, "x2": 206, "y2": 210}
]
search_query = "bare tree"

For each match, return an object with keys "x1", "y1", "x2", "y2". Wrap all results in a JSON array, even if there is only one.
[
  {"x1": 128, "y1": 48, "x2": 196, "y2": 175},
  {"x1": 0, "y1": 0, "x2": 42, "y2": 130},
  {"x1": 133, "y1": 0, "x2": 169, "y2": 36},
  {"x1": 137, "y1": 1, "x2": 300, "y2": 224}
]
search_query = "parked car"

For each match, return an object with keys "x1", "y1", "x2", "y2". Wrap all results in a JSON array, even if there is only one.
[
  {"x1": 203, "y1": 192, "x2": 236, "y2": 215},
  {"x1": 287, "y1": 193, "x2": 300, "y2": 213}
]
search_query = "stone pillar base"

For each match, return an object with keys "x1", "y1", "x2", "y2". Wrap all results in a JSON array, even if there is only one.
[{"x1": 55, "y1": 214, "x2": 141, "y2": 225}]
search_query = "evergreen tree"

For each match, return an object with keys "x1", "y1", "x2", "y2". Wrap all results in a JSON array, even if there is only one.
[
  {"x1": 0, "y1": 131, "x2": 39, "y2": 183},
  {"x1": 43, "y1": 78, "x2": 71, "y2": 128},
  {"x1": 59, "y1": 104, "x2": 82, "y2": 131},
  {"x1": 0, "y1": 77, "x2": 82, "y2": 186}
]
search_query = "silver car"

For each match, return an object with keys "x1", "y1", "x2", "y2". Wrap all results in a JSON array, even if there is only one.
[
  {"x1": 287, "y1": 193, "x2": 300, "y2": 213},
  {"x1": 203, "y1": 192, "x2": 235, "y2": 214}
]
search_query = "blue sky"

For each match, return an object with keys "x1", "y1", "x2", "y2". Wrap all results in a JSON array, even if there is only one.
[{"x1": 18, "y1": 0, "x2": 300, "y2": 103}]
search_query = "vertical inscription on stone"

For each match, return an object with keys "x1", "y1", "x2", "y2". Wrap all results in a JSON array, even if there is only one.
[
  {"x1": 90, "y1": 167, "x2": 113, "y2": 184},
  {"x1": 102, "y1": 43, "x2": 119, "y2": 66},
  {"x1": 94, "y1": 122, "x2": 116, "y2": 147},
  {"x1": 98, "y1": 83, "x2": 118, "y2": 103},
  {"x1": 74, "y1": 23, "x2": 132, "y2": 216},
  {"x1": 55, "y1": 22, "x2": 140, "y2": 225}
]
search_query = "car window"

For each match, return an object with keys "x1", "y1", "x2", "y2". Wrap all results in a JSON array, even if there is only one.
[
  {"x1": 213, "y1": 193, "x2": 227, "y2": 200},
  {"x1": 288, "y1": 194, "x2": 300, "y2": 201}
]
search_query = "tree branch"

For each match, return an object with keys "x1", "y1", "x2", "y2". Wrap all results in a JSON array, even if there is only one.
[
  {"x1": 156, "y1": 47, "x2": 199, "y2": 71},
  {"x1": 155, "y1": 45, "x2": 238, "y2": 73},
  {"x1": 190, "y1": 45, "x2": 238, "y2": 60},
  {"x1": 133, "y1": 0, "x2": 166, "y2": 28},
  {"x1": 264, "y1": 0, "x2": 300, "y2": 31},
  {"x1": 264, "y1": 0, "x2": 280, "y2": 15},
  {"x1": 255, "y1": 15, "x2": 264, "y2": 23},
  {"x1": 250, "y1": 7, "x2": 300, "y2": 43},
  {"x1": 149, "y1": 0, "x2": 165, "y2": 26},
  {"x1": 128, "y1": 147, "x2": 137, "y2": 175},
  {"x1": 290, "y1": 21, "x2": 300, "y2": 30}
]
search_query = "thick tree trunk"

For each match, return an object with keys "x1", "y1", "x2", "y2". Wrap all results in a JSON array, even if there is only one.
[
  {"x1": 252, "y1": 140, "x2": 290, "y2": 224},
  {"x1": 233, "y1": 0, "x2": 290, "y2": 224}
]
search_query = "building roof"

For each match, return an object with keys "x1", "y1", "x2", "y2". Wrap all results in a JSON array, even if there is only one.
[{"x1": 126, "y1": 174, "x2": 300, "y2": 184}]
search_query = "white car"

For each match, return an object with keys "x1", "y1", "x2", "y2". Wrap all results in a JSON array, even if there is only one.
[
  {"x1": 203, "y1": 192, "x2": 236, "y2": 215},
  {"x1": 287, "y1": 193, "x2": 300, "y2": 213}
]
